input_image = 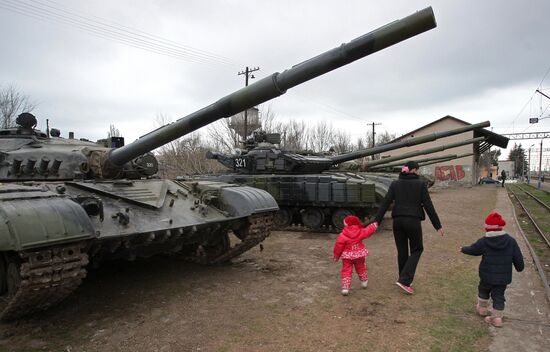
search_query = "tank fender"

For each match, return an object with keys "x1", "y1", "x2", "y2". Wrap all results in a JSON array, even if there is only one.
[
  {"x1": 219, "y1": 186, "x2": 278, "y2": 217},
  {"x1": 0, "y1": 196, "x2": 96, "y2": 251}
]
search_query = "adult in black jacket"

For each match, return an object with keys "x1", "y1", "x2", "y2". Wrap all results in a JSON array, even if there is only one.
[
  {"x1": 461, "y1": 211, "x2": 524, "y2": 327},
  {"x1": 374, "y1": 160, "x2": 444, "y2": 294}
]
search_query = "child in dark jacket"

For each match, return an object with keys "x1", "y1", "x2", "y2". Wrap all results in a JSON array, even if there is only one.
[
  {"x1": 333, "y1": 216, "x2": 378, "y2": 296},
  {"x1": 461, "y1": 212, "x2": 524, "y2": 327}
]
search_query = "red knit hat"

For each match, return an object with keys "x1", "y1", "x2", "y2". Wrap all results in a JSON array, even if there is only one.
[
  {"x1": 484, "y1": 212, "x2": 506, "y2": 231},
  {"x1": 344, "y1": 215, "x2": 362, "y2": 227}
]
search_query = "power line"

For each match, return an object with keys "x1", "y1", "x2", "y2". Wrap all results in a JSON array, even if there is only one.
[
  {"x1": 35, "y1": 0, "x2": 238, "y2": 64},
  {"x1": 0, "y1": 0, "x2": 241, "y2": 67},
  {"x1": 503, "y1": 64, "x2": 550, "y2": 134}
]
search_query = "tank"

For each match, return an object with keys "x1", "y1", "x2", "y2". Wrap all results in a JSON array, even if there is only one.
[
  {"x1": 201, "y1": 123, "x2": 489, "y2": 231},
  {"x1": 0, "y1": 6, "x2": 438, "y2": 321}
]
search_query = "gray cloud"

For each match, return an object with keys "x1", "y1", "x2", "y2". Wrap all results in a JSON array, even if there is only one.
[{"x1": 0, "y1": 0, "x2": 549, "y2": 149}]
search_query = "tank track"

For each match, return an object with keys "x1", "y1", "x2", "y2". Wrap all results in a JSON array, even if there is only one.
[
  {"x1": 0, "y1": 242, "x2": 88, "y2": 321},
  {"x1": 186, "y1": 212, "x2": 274, "y2": 265}
]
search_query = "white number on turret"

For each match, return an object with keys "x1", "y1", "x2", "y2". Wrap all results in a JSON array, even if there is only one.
[{"x1": 235, "y1": 158, "x2": 247, "y2": 168}]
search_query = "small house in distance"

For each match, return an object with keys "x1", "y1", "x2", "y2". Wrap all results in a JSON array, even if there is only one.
[{"x1": 378, "y1": 116, "x2": 509, "y2": 186}]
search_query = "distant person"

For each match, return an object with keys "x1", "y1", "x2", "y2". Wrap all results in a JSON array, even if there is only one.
[
  {"x1": 374, "y1": 160, "x2": 444, "y2": 295},
  {"x1": 333, "y1": 216, "x2": 378, "y2": 296},
  {"x1": 500, "y1": 170, "x2": 506, "y2": 187},
  {"x1": 461, "y1": 212, "x2": 524, "y2": 327}
]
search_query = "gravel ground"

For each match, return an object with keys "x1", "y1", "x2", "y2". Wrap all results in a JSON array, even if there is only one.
[{"x1": 2, "y1": 186, "x2": 546, "y2": 352}]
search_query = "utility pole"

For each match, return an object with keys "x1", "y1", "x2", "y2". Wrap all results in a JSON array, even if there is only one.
[
  {"x1": 368, "y1": 122, "x2": 382, "y2": 148},
  {"x1": 238, "y1": 66, "x2": 260, "y2": 138},
  {"x1": 538, "y1": 139, "x2": 543, "y2": 189}
]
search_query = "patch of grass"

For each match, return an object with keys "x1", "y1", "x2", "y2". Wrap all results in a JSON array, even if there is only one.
[
  {"x1": 428, "y1": 316, "x2": 487, "y2": 352},
  {"x1": 420, "y1": 268, "x2": 489, "y2": 352}
]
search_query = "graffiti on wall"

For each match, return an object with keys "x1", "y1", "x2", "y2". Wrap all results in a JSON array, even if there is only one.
[{"x1": 435, "y1": 165, "x2": 466, "y2": 181}]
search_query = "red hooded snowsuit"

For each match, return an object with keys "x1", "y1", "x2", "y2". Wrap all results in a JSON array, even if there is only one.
[{"x1": 333, "y1": 222, "x2": 378, "y2": 289}]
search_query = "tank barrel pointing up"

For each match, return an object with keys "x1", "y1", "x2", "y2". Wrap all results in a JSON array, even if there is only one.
[
  {"x1": 369, "y1": 154, "x2": 459, "y2": 170},
  {"x1": 329, "y1": 121, "x2": 490, "y2": 165},
  {"x1": 363, "y1": 137, "x2": 487, "y2": 169},
  {"x1": 106, "y1": 7, "x2": 437, "y2": 168},
  {"x1": 369, "y1": 152, "x2": 475, "y2": 170}
]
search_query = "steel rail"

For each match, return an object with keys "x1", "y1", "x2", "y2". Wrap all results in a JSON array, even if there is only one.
[
  {"x1": 518, "y1": 186, "x2": 550, "y2": 212},
  {"x1": 509, "y1": 187, "x2": 550, "y2": 249},
  {"x1": 507, "y1": 189, "x2": 550, "y2": 304}
]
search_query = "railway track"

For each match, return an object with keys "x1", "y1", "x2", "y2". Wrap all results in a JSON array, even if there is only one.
[
  {"x1": 507, "y1": 183, "x2": 550, "y2": 303},
  {"x1": 508, "y1": 184, "x2": 550, "y2": 249}
]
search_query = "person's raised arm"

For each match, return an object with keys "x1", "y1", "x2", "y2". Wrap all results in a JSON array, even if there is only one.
[{"x1": 360, "y1": 222, "x2": 379, "y2": 240}]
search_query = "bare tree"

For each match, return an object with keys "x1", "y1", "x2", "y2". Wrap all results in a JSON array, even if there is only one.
[
  {"x1": 207, "y1": 118, "x2": 241, "y2": 153},
  {"x1": 375, "y1": 131, "x2": 396, "y2": 145},
  {"x1": 331, "y1": 130, "x2": 353, "y2": 154},
  {"x1": 0, "y1": 85, "x2": 37, "y2": 128},
  {"x1": 154, "y1": 113, "x2": 224, "y2": 177}
]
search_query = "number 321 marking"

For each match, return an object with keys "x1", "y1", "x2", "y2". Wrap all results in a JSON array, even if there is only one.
[{"x1": 235, "y1": 158, "x2": 247, "y2": 168}]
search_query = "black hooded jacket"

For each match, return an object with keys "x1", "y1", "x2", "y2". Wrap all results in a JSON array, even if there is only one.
[
  {"x1": 461, "y1": 232, "x2": 524, "y2": 285},
  {"x1": 374, "y1": 172, "x2": 442, "y2": 229}
]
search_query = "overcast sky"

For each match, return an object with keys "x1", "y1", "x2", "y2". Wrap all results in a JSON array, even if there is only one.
[{"x1": 1, "y1": 0, "x2": 549, "y2": 162}]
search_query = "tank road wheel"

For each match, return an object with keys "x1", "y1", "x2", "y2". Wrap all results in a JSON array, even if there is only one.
[
  {"x1": 0, "y1": 255, "x2": 7, "y2": 295},
  {"x1": 5, "y1": 258, "x2": 22, "y2": 299},
  {"x1": 273, "y1": 208, "x2": 293, "y2": 228},
  {"x1": 301, "y1": 208, "x2": 325, "y2": 230},
  {"x1": 0, "y1": 255, "x2": 21, "y2": 316},
  {"x1": 203, "y1": 233, "x2": 231, "y2": 259},
  {"x1": 332, "y1": 209, "x2": 354, "y2": 232}
]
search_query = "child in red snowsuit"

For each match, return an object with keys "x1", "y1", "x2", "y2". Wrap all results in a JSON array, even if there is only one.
[{"x1": 333, "y1": 216, "x2": 378, "y2": 296}]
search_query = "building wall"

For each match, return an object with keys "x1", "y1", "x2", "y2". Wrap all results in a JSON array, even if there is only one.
[{"x1": 379, "y1": 117, "x2": 478, "y2": 186}]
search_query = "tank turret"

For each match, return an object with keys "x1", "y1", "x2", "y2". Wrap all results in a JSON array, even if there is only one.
[{"x1": 0, "y1": 7, "x2": 438, "y2": 321}]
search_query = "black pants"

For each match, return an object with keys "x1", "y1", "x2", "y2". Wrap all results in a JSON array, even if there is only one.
[
  {"x1": 393, "y1": 217, "x2": 423, "y2": 286},
  {"x1": 478, "y1": 281, "x2": 507, "y2": 310},
  {"x1": 501, "y1": 179, "x2": 505, "y2": 187}
]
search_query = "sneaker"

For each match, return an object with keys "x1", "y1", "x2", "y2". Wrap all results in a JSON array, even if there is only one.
[
  {"x1": 341, "y1": 289, "x2": 350, "y2": 296},
  {"x1": 361, "y1": 280, "x2": 369, "y2": 289},
  {"x1": 395, "y1": 281, "x2": 414, "y2": 295},
  {"x1": 484, "y1": 315, "x2": 503, "y2": 328}
]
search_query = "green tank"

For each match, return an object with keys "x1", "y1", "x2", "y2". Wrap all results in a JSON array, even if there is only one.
[
  {"x1": 0, "y1": 7, "x2": 439, "y2": 320},
  {"x1": 201, "y1": 123, "x2": 489, "y2": 231}
]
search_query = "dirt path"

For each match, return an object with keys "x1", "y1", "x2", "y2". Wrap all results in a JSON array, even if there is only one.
[
  {"x1": 0, "y1": 186, "x2": 542, "y2": 352},
  {"x1": 488, "y1": 188, "x2": 550, "y2": 352}
]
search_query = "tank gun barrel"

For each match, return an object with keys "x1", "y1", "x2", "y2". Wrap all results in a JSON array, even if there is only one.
[
  {"x1": 417, "y1": 153, "x2": 474, "y2": 167},
  {"x1": 369, "y1": 154, "x2": 458, "y2": 170},
  {"x1": 363, "y1": 137, "x2": 486, "y2": 169},
  {"x1": 370, "y1": 152, "x2": 474, "y2": 170},
  {"x1": 106, "y1": 7, "x2": 437, "y2": 168},
  {"x1": 330, "y1": 121, "x2": 489, "y2": 165}
]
